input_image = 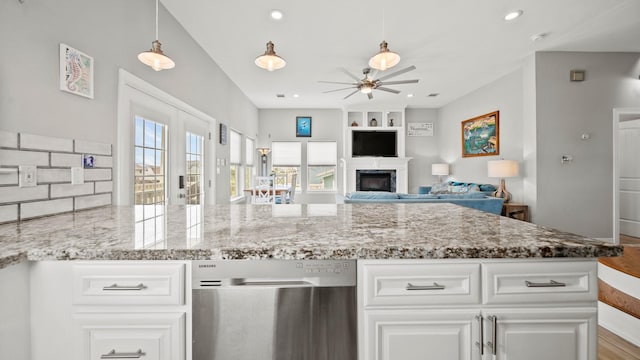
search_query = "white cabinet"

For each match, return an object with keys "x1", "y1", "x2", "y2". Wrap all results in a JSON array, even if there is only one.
[
  {"x1": 358, "y1": 259, "x2": 598, "y2": 360},
  {"x1": 30, "y1": 261, "x2": 190, "y2": 360}
]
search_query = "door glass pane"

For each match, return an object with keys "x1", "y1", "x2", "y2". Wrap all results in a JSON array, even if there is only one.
[{"x1": 186, "y1": 132, "x2": 204, "y2": 205}]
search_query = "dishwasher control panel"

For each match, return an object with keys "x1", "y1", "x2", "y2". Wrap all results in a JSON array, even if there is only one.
[{"x1": 192, "y1": 259, "x2": 356, "y2": 288}]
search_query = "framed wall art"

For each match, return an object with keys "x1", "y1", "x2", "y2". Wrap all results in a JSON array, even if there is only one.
[
  {"x1": 59, "y1": 43, "x2": 94, "y2": 99},
  {"x1": 461, "y1": 111, "x2": 499, "y2": 157},
  {"x1": 296, "y1": 116, "x2": 312, "y2": 137}
]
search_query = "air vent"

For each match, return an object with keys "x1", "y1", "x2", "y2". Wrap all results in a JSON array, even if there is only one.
[
  {"x1": 428, "y1": 93, "x2": 439, "y2": 97},
  {"x1": 200, "y1": 280, "x2": 222, "y2": 287},
  {"x1": 276, "y1": 94, "x2": 285, "y2": 98}
]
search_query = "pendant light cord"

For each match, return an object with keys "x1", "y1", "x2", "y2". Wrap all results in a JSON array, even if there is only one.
[{"x1": 155, "y1": 0, "x2": 159, "y2": 40}]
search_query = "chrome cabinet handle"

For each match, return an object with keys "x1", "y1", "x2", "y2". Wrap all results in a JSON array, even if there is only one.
[
  {"x1": 100, "y1": 349, "x2": 146, "y2": 359},
  {"x1": 525, "y1": 280, "x2": 566, "y2": 288},
  {"x1": 406, "y1": 282, "x2": 445, "y2": 291},
  {"x1": 102, "y1": 283, "x2": 147, "y2": 291},
  {"x1": 475, "y1": 315, "x2": 484, "y2": 356},
  {"x1": 486, "y1": 315, "x2": 497, "y2": 355}
]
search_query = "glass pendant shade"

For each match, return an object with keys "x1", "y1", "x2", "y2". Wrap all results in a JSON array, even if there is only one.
[
  {"x1": 255, "y1": 41, "x2": 286, "y2": 71},
  {"x1": 368, "y1": 40, "x2": 401, "y2": 71},
  {"x1": 138, "y1": 40, "x2": 175, "y2": 71},
  {"x1": 360, "y1": 84, "x2": 373, "y2": 94}
]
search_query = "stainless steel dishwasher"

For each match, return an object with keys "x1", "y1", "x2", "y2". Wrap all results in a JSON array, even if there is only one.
[{"x1": 192, "y1": 259, "x2": 357, "y2": 360}]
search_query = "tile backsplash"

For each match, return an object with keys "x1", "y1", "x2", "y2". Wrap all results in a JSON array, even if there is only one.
[{"x1": 0, "y1": 131, "x2": 112, "y2": 222}]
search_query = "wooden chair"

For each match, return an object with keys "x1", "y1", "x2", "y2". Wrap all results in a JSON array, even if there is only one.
[{"x1": 252, "y1": 176, "x2": 274, "y2": 204}]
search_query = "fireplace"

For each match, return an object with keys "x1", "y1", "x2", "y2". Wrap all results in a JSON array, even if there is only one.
[{"x1": 356, "y1": 170, "x2": 396, "y2": 192}]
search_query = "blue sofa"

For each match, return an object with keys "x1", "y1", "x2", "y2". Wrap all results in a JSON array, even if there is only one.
[{"x1": 342, "y1": 185, "x2": 504, "y2": 215}]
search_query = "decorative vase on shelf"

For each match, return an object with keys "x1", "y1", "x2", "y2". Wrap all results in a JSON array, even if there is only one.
[
  {"x1": 370, "y1": 118, "x2": 377, "y2": 127},
  {"x1": 389, "y1": 119, "x2": 394, "y2": 127},
  {"x1": 351, "y1": 121, "x2": 358, "y2": 127}
]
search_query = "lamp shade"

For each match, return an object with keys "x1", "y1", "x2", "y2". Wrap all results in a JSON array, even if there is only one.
[
  {"x1": 431, "y1": 163, "x2": 450, "y2": 176},
  {"x1": 487, "y1": 160, "x2": 519, "y2": 178},
  {"x1": 138, "y1": 40, "x2": 175, "y2": 71},
  {"x1": 255, "y1": 41, "x2": 286, "y2": 71},
  {"x1": 368, "y1": 41, "x2": 401, "y2": 71},
  {"x1": 257, "y1": 147, "x2": 271, "y2": 156}
]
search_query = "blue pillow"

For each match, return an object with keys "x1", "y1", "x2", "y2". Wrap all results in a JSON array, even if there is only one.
[
  {"x1": 418, "y1": 186, "x2": 432, "y2": 194},
  {"x1": 479, "y1": 184, "x2": 497, "y2": 192},
  {"x1": 348, "y1": 191, "x2": 399, "y2": 200}
]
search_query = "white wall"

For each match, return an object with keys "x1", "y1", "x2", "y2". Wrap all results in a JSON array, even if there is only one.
[
  {"x1": 437, "y1": 69, "x2": 525, "y2": 202},
  {"x1": 258, "y1": 109, "x2": 342, "y2": 203},
  {"x1": 0, "y1": 0, "x2": 258, "y2": 204},
  {"x1": 535, "y1": 52, "x2": 640, "y2": 238},
  {"x1": 405, "y1": 108, "x2": 439, "y2": 193}
]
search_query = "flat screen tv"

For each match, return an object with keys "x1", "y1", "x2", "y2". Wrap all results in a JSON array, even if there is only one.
[{"x1": 352, "y1": 131, "x2": 397, "y2": 157}]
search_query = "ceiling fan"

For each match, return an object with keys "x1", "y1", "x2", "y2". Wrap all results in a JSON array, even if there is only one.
[{"x1": 320, "y1": 65, "x2": 419, "y2": 100}]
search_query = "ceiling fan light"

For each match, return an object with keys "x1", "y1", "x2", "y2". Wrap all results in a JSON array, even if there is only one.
[
  {"x1": 255, "y1": 41, "x2": 286, "y2": 71},
  {"x1": 360, "y1": 85, "x2": 373, "y2": 94},
  {"x1": 138, "y1": 40, "x2": 175, "y2": 71},
  {"x1": 368, "y1": 40, "x2": 400, "y2": 71}
]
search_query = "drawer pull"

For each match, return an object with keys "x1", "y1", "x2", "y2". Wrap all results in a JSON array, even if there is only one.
[
  {"x1": 102, "y1": 283, "x2": 148, "y2": 291},
  {"x1": 100, "y1": 349, "x2": 146, "y2": 359},
  {"x1": 406, "y1": 282, "x2": 445, "y2": 291},
  {"x1": 524, "y1": 280, "x2": 566, "y2": 288}
]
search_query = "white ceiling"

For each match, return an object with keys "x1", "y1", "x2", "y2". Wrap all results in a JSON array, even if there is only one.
[{"x1": 161, "y1": 0, "x2": 640, "y2": 109}]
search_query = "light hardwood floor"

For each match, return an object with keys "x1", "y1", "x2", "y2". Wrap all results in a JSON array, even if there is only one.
[{"x1": 599, "y1": 326, "x2": 640, "y2": 359}]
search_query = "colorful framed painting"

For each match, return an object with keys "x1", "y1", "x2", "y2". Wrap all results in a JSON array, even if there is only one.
[
  {"x1": 59, "y1": 43, "x2": 94, "y2": 99},
  {"x1": 296, "y1": 116, "x2": 312, "y2": 137},
  {"x1": 461, "y1": 111, "x2": 499, "y2": 157}
]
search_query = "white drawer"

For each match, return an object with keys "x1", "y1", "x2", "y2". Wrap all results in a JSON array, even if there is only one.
[
  {"x1": 72, "y1": 262, "x2": 185, "y2": 305},
  {"x1": 360, "y1": 262, "x2": 481, "y2": 307},
  {"x1": 482, "y1": 261, "x2": 597, "y2": 305},
  {"x1": 73, "y1": 312, "x2": 185, "y2": 360}
]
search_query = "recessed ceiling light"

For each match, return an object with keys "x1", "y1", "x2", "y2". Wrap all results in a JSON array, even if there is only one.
[
  {"x1": 293, "y1": 94, "x2": 299, "y2": 98},
  {"x1": 407, "y1": 94, "x2": 414, "y2": 98},
  {"x1": 504, "y1": 10, "x2": 523, "y2": 21},
  {"x1": 270, "y1": 10, "x2": 283, "y2": 20}
]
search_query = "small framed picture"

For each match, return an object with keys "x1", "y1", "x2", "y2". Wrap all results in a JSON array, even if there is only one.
[
  {"x1": 219, "y1": 123, "x2": 227, "y2": 145},
  {"x1": 83, "y1": 154, "x2": 95, "y2": 168},
  {"x1": 59, "y1": 43, "x2": 94, "y2": 99},
  {"x1": 296, "y1": 116, "x2": 312, "y2": 137}
]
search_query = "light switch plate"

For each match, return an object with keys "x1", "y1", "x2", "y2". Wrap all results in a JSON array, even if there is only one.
[
  {"x1": 71, "y1": 167, "x2": 84, "y2": 184},
  {"x1": 19, "y1": 165, "x2": 37, "y2": 187}
]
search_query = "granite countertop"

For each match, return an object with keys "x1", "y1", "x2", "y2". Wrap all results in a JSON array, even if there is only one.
[{"x1": 0, "y1": 203, "x2": 622, "y2": 269}]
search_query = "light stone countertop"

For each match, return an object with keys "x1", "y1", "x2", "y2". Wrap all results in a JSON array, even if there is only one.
[{"x1": 0, "y1": 203, "x2": 623, "y2": 269}]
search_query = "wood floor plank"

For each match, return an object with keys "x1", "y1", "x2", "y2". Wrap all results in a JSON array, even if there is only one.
[
  {"x1": 599, "y1": 326, "x2": 640, "y2": 360},
  {"x1": 599, "y1": 246, "x2": 640, "y2": 278}
]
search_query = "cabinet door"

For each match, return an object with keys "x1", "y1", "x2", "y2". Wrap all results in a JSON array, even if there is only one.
[
  {"x1": 362, "y1": 309, "x2": 481, "y2": 360},
  {"x1": 484, "y1": 308, "x2": 596, "y2": 360}
]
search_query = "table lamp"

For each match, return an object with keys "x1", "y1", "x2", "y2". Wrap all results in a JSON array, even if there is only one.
[
  {"x1": 487, "y1": 159, "x2": 519, "y2": 203},
  {"x1": 431, "y1": 163, "x2": 450, "y2": 183}
]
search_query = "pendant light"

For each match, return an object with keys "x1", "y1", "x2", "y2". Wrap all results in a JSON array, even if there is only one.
[
  {"x1": 368, "y1": 11, "x2": 400, "y2": 71},
  {"x1": 255, "y1": 41, "x2": 286, "y2": 71},
  {"x1": 138, "y1": 0, "x2": 175, "y2": 71}
]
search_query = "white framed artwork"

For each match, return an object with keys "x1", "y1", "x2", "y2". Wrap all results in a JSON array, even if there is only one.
[
  {"x1": 407, "y1": 122, "x2": 434, "y2": 136},
  {"x1": 59, "y1": 43, "x2": 94, "y2": 99}
]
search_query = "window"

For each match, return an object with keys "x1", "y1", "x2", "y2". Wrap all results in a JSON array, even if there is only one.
[
  {"x1": 186, "y1": 132, "x2": 203, "y2": 204},
  {"x1": 307, "y1": 141, "x2": 337, "y2": 191},
  {"x1": 245, "y1": 137, "x2": 255, "y2": 190},
  {"x1": 271, "y1": 142, "x2": 301, "y2": 191},
  {"x1": 229, "y1": 129, "x2": 242, "y2": 199},
  {"x1": 134, "y1": 116, "x2": 167, "y2": 205}
]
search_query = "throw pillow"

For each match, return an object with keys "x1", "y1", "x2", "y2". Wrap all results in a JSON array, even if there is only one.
[{"x1": 429, "y1": 182, "x2": 450, "y2": 194}]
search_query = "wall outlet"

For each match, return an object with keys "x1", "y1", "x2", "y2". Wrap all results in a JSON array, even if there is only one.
[
  {"x1": 19, "y1": 165, "x2": 37, "y2": 187},
  {"x1": 71, "y1": 167, "x2": 84, "y2": 185}
]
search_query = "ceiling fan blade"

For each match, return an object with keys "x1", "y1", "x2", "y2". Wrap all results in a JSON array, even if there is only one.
[
  {"x1": 318, "y1": 81, "x2": 358, "y2": 85},
  {"x1": 340, "y1": 68, "x2": 362, "y2": 82},
  {"x1": 379, "y1": 79, "x2": 419, "y2": 85},
  {"x1": 376, "y1": 87, "x2": 401, "y2": 94},
  {"x1": 376, "y1": 65, "x2": 417, "y2": 81},
  {"x1": 367, "y1": 93, "x2": 373, "y2": 100},
  {"x1": 343, "y1": 89, "x2": 360, "y2": 99},
  {"x1": 322, "y1": 86, "x2": 357, "y2": 93}
]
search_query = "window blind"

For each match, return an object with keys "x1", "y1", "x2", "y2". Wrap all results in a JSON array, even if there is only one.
[
  {"x1": 229, "y1": 129, "x2": 241, "y2": 164},
  {"x1": 307, "y1": 142, "x2": 337, "y2": 165},
  {"x1": 245, "y1": 137, "x2": 254, "y2": 165},
  {"x1": 271, "y1": 142, "x2": 301, "y2": 166}
]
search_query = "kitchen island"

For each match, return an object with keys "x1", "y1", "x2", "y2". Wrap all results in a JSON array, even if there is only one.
[
  {"x1": 0, "y1": 204, "x2": 623, "y2": 360},
  {"x1": 0, "y1": 203, "x2": 622, "y2": 267}
]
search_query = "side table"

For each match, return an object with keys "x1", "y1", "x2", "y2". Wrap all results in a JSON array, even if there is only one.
[{"x1": 502, "y1": 203, "x2": 529, "y2": 222}]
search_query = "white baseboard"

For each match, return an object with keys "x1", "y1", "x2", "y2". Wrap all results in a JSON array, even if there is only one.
[
  {"x1": 599, "y1": 301, "x2": 640, "y2": 347},
  {"x1": 598, "y1": 263, "x2": 640, "y2": 299}
]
